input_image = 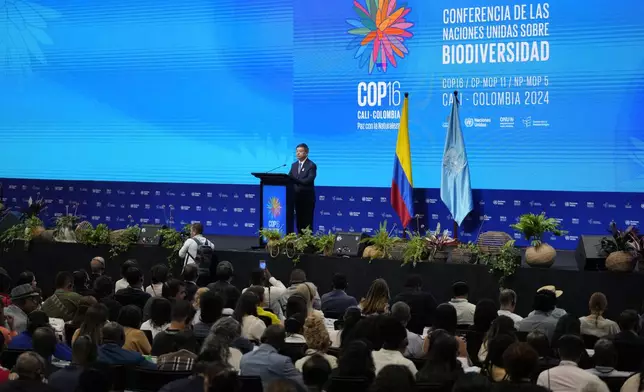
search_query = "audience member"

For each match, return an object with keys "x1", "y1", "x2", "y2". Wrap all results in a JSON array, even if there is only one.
[
  {"x1": 618, "y1": 360, "x2": 644, "y2": 392},
  {"x1": 452, "y1": 373, "x2": 491, "y2": 392},
  {"x1": 92, "y1": 275, "x2": 122, "y2": 321},
  {"x1": 337, "y1": 307, "x2": 362, "y2": 348},
  {"x1": 295, "y1": 283, "x2": 324, "y2": 318},
  {"x1": 32, "y1": 327, "x2": 61, "y2": 374},
  {"x1": 482, "y1": 333, "x2": 516, "y2": 382},
  {"x1": 536, "y1": 335, "x2": 609, "y2": 392},
  {"x1": 613, "y1": 309, "x2": 644, "y2": 372},
  {"x1": 517, "y1": 290, "x2": 559, "y2": 341},
  {"x1": 586, "y1": 339, "x2": 632, "y2": 378},
  {"x1": 301, "y1": 354, "x2": 332, "y2": 392},
  {"x1": 346, "y1": 314, "x2": 384, "y2": 350},
  {"x1": 140, "y1": 297, "x2": 171, "y2": 338},
  {"x1": 206, "y1": 261, "x2": 240, "y2": 309},
  {"x1": 191, "y1": 287, "x2": 209, "y2": 326},
  {"x1": 159, "y1": 348, "x2": 224, "y2": 392},
  {"x1": 157, "y1": 330, "x2": 199, "y2": 371},
  {"x1": 114, "y1": 259, "x2": 137, "y2": 292},
  {"x1": 284, "y1": 313, "x2": 307, "y2": 344},
  {"x1": 498, "y1": 289, "x2": 523, "y2": 327},
  {"x1": 478, "y1": 315, "x2": 516, "y2": 364},
  {"x1": 239, "y1": 325, "x2": 306, "y2": 391},
  {"x1": 142, "y1": 278, "x2": 186, "y2": 320},
  {"x1": 72, "y1": 271, "x2": 95, "y2": 298},
  {"x1": 391, "y1": 274, "x2": 437, "y2": 335},
  {"x1": 468, "y1": 299, "x2": 498, "y2": 363},
  {"x1": 295, "y1": 315, "x2": 337, "y2": 370},
  {"x1": 178, "y1": 223, "x2": 215, "y2": 282},
  {"x1": 9, "y1": 311, "x2": 72, "y2": 361},
  {"x1": 359, "y1": 279, "x2": 390, "y2": 316},
  {"x1": 88, "y1": 256, "x2": 105, "y2": 287},
  {"x1": 372, "y1": 364, "x2": 416, "y2": 392},
  {"x1": 496, "y1": 342, "x2": 549, "y2": 392},
  {"x1": 449, "y1": 281, "x2": 476, "y2": 326},
  {"x1": 371, "y1": 315, "x2": 416, "y2": 376},
  {"x1": 416, "y1": 330, "x2": 463, "y2": 387},
  {"x1": 529, "y1": 286, "x2": 567, "y2": 319},
  {"x1": 390, "y1": 301, "x2": 424, "y2": 358},
  {"x1": 48, "y1": 335, "x2": 97, "y2": 392},
  {"x1": 233, "y1": 291, "x2": 266, "y2": 341},
  {"x1": 279, "y1": 269, "x2": 321, "y2": 311},
  {"x1": 579, "y1": 293, "x2": 620, "y2": 338},
  {"x1": 5, "y1": 284, "x2": 40, "y2": 334},
  {"x1": 331, "y1": 339, "x2": 375, "y2": 384},
  {"x1": 202, "y1": 316, "x2": 244, "y2": 370},
  {"x1": 193, "y1": 291, "x2": 224, "y2": 339},
  {"x1": 97, "y1": 322, "x2": 155, "y2": 368},
  {"x1": 247, "y1": 285, "x2": 280, "y2": 325},
  {"x1": 68, "y1": 296, "x2": 97, "y2": 331},
  {"x1": 152, "y1": 300, "x2": 196, "y2": 356},
  {"x1": 0, "y1": 352, "x2": 56, "y2": 392},
  {"x1": 526, "y1": 330, "x2": 559, "y2": 372},
  {"x1": 117, "y1": 305, "x2": 151, "y2": 355},
  {"x1": 72, "y1": 303, "x2": 108, "y2": 345},
  {"x1": 424, "y1": 304, "x2": 467, "y2": 358},
  {"x1": 182, "y1": 264, "x2": 199, "y2": 302},
  {"x1": 114, "y1": 267, "x2": 151, "y2": 310},
  {"x1": 0, "y1": 301, "x2": 14, "y2": 344},
  {"x1": 244, "y1": 268, "x2": 287, "y2": 319},
  {"x1": 203, "y1": 361, "x2": 240, "y2": 392},
  {"x1": 320, "y1": 273, "x2": 358, "y2": 317},
  {"x1": 16, "y1": 271, "x2": 37, "y2": 289},
  {"x1": 552, "y1": 314, "x2": 583, "y2": 347},
  {"x1": 41, "y1": 272, "x2": 82, "y2": 322},
  {"x1": 146, "y1": 264, "x2": 169, "y2": 297}
]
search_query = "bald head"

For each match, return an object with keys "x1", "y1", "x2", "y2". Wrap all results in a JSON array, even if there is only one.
[
  {"x1": 262, "y1": 325, "x2": 286, "y2": 349},
  {"x1": 14, "y1": 352, "x2": 46, "y2": 381},
  {"x1": 90, "y1": 257, "x2": 105, "y2": 275}
]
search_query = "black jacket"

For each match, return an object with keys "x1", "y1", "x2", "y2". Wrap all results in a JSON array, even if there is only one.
[
  {"x1": 289, "y1": 160, "x2": 317, "y2": 194},
  {"x1": 391, "y1": 289, "x2": 437, "y2": 335},
  {"x1": 114, "y1": 287, "x2": 151, "y2": 310}
]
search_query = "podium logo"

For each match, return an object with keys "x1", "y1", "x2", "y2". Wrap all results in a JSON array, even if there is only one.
[
  {"x1": 347, "y1": 0, "x2": 413, "y2": 74},
  {"x1": 266, "y1": 197, "x2": 282, "y2": 219}
]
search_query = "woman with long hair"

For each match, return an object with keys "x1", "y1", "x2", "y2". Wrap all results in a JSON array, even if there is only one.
[
  {"x1": 295, "y1": 283, "x2": 324, "y2": 318},
  {"x1": 359, "y1": 279, "x2": 390, "y2": 316},
  {"x1": 72, "y1": 303, "x2": 108, "y2": 345},
  {"x1": 481, "y1": 334, "x2": 516, "y2": 382},
  {"x1": 202, "y1": 317, "x2": 244, "y2": 370},
  {"x1": 579, "y1": 292, "x2": 620, "y2": 337},
  {"x1": 295, "y1": 315, "x2": 338, "y2": 370},
  {"x1": 478, "y1": 315, "x2": 516, "y2": 363},
  {"x1": 424, "y1": 303, "x2": 468, "y2": 358},
  {"x1": 146, "y1": 264, "x2": 169, "y2": 297},
  {"x1": 337, "y1": 307, "x2": 362, "y2": 348},
  {"x1": 417, "y1": 329, "x2": 463, "y2": 387},
  {"x1": 232, "y1": 291, "x2": 265, "y2": 342}
]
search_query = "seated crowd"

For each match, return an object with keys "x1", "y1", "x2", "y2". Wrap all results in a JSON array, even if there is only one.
[{"x1": 0, "y1": 239, "x2": 642, "y2": 391}]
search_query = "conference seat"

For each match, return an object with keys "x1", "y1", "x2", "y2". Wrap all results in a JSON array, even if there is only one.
[
  {"x1": 125, "y1": 367, "x2": 192, "y2": 392},
  {"x1": 239, "y1": 375, "x2": 263, "y2": 392},
  {"x1": 417, "y1": 382, "x2": 453, "y2": 392},
  {"x1": 599, "y1": 376, "x2": 629, "y2": 392},
  {"x1": 106, "y1": 365, "x2": 127, "y2": 392},
  {"x1": 326, "y1": 376, "x2": 371, "y2": 392},
  {"x1": 0, "y1": 349, "x2": 27, "y2": 369}
]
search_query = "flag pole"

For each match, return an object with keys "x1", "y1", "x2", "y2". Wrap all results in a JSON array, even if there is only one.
[{"x1": 452, "y1": 91, "x2": 460, "y2": 244}]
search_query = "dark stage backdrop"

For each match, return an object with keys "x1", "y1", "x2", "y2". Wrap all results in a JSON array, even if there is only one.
[
  {"x1": 1, "y1": 241, "x2": 642, "y2": 319},
  {"x1": 2, "y1": 178, "x2": 644, "y2": 250}
]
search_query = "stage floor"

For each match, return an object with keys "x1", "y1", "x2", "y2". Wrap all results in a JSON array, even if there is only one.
[{"x1": 0, "y1": 239, "x2": 641, "y2": 318}]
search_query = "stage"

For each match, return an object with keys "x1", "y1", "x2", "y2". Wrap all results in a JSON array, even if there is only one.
[{"x1": 0, "y1": 239, "x2": 642, "y2": 319}]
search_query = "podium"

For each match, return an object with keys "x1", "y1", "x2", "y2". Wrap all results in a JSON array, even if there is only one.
[{"x1": 251, "y1": 172, "x2": 295, "y2": 246}]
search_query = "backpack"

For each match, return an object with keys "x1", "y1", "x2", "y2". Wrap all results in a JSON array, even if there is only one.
[{"x1": 188, "y1": 237, "x2": 214, "y2": 275}]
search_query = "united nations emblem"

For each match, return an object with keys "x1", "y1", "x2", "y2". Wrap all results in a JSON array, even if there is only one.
[{"x1": 443, "y1": 148, "x2": 466, "y2": 176}]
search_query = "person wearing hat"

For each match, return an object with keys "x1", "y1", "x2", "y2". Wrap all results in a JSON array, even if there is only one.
[
  {"x1": 527, "y1": 285, "x2": 567, "y2": 320},
  {"x1": 449, "y1": 281, "x2": 476, "y2": 326},
  {"x1": 206, "y1": 261, "x2": 240, "y2": 310},
  {"x1": 5, "y1": 284, "x2": 41, "y2": 334},
  {"x1": 517, "y1": 289, "x2": 559, "y2": 342}
]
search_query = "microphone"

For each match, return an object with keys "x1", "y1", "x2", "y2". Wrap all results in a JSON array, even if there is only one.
[{"x1": 266, "y1": 164, "x2": 287, "y2": 173}]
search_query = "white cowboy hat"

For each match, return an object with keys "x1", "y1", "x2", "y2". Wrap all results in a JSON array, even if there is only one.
[{"x1": 537, "y1": 285, "x2": 563, "y2": 298}]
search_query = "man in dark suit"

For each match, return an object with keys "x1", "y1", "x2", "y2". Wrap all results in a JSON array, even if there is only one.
[
  {"x1": 391, "y1": 274, "x2": 437, "y2": 335},
  {"x1": 611, "y1": 309, "x2": 644, "y2": 371},
  {"x1": 321, "y1": 273, "x2": 358, "y2": 318},
  {"x1": 289, "y1": 143, "x2": 317, "y2": 233},
  {"x1": 114, "y1": 267, "x2": 151, "y2": 310}
]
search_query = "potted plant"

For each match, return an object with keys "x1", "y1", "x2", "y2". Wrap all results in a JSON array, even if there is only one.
[
  {"x1": 361, "y1": 220, "x2": 400, "y2": 260},
  {"x1": 600, "y1": 223, "x2": 638, "y2": 272},
  {"x1": 402, "y1": 231, "x2": 429, "y2": 267},
  {"x1": 511, "y1": 213, "x2": 566, "y2": 268},
  {"x1": 158, "y1": 227, "x2": 188, "y2": 267},
  {"x1": 484, "y1": 240, "x2": 521, "y2": 287},
  {"x1": 54, "y1": 209, "x2": 79, "y2": 243},
  {"x1": 629, "y1": 234, "x2": 644, "y2": 271},
  {"x1": 452, "y1": 242, "x2": 480, "y2": 264},
  {"x1": 110, "y1": 225, "x2": 141, "y2": 258},
  {"x1": 78, "y1": 223, "x2": 111, "y2": 247},
  {"x1": 315, "y1": 231, "x2": 336, "y2": 257},
  {"x1": 258, "y1": 228, "x2": 282, "y2": 257},
  {"x1": 426, "y1": 223, "x2": 451, "y2": 263}
]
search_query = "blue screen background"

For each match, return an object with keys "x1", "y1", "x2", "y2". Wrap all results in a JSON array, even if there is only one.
[{"x1": 1, "y1": 0, "x2": 643, "y2": 193}]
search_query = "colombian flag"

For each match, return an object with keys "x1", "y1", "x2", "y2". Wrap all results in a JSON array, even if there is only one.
[{"x1": 391, "y1": 93, "x2": 413, "y2": 228}]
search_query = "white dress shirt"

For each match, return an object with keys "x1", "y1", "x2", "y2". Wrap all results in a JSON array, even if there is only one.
[
  {"x1": 498, "y1": 309, "x2": 524, "y2": 327},
  {"x1": 140, "y1": 320, "x2": 169, "y2": 338},
  {"x1": 404, "y1": 330, "x2": 425, "y2": 359},
  {"x1": 449, "y1": 298, "x2": 476, "y2": 326},
  {"x1": 114, "y1": 277, "x2": 129, "y2": 292},
  {"x1": 372, "y1": 349, "x2": 417, "y2": 376},
  {"x1": 178, "y1": 235, "x2": 215, "y2": 267},
  {"x1": 295, "y1": 350, "x2": 338, "y2": 371},
  {"x1": 537, "y1": 360, "x2": 610, "y2": 392},
  {"x1": 145, "y1": 283, "x2": 163, "y2": 297},
  {"x1": 241, "y1": 315, "x2": 266, "y2": 341}
]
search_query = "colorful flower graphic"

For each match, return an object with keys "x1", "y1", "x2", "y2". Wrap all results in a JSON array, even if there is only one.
[
  {"x1": 347, "y1": 0, "x2": 414, "y2": 74},
  {"x1": 266, "y1": 197, "x2": 282, "y2": 219}
]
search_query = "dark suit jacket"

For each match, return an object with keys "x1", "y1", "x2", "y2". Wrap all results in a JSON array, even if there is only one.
[
  {"x1": 321, "y1": 290, "x2": 358, "y2": 317},
  {"x1": 114, "y1": 287, "x2": 151, "y2": 310},
  {"x1": 289, "y1": 159, "x2": 317, "y2": 195},
  {"x1": 612, "y1": 331, "x2": 644, "y2": 371},
  {"x1": 391, "y1": 289, "x2": 437, "y2": 335}
]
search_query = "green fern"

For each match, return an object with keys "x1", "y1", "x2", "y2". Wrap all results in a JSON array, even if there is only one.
[{"x1": 510, "y1": 213, "x2": 566, "y2": 247}]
